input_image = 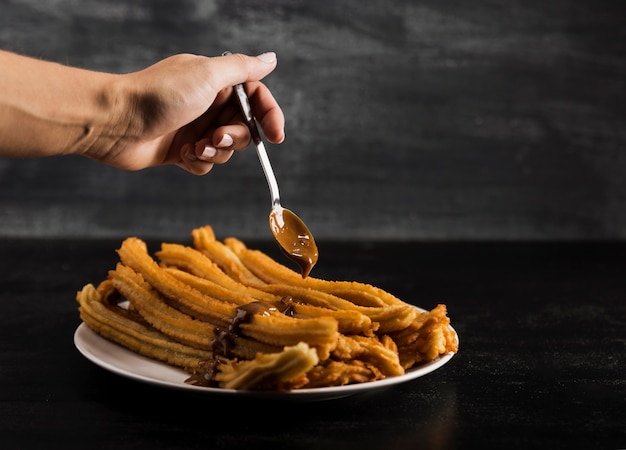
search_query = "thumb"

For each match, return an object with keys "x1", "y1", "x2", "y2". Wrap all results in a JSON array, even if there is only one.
[{"x1": 207, "y1": 52, "x2": 278, "y2": 90}]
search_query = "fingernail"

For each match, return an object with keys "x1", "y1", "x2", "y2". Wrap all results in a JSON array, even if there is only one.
[
  {"x1": 200, "y1": 145, "x2": 217, "y2": 160},
  {"x1": 256, "y1": 52, "x2": 276, "y2": 63},
  {"x1": 184, "y1": 147, "x2": 197, "y2": 161},
  {"x1": 217, "y1": 134, "x2": 233, "y2": 147}
]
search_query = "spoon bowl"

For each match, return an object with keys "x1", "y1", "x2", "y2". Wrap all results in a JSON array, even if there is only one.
[
  {"x1": 228, "y1": 68, "x2": 318, "y2": 277},
  {"x1": 269, "y1": 205, "x2": 318, "y2": 279}
]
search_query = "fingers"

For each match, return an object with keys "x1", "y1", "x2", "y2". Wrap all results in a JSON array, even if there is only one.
[
  {"x1": 245, "y1": 83, "x2": 286, "y2": 144},
  {"x1": 192, "y1": 134, "x2": 236, "y2": 165},
  {"x1": 173, "y1": 52, "x2": 286, "y2": 176},
  {"x1": 175, "y1": 126, "x2": 245, "y2": 175},
  {"x1": 176, "y1": 155, "x2": 214, "y2": 176},
  {"x1": 203, "y1": 56, "x2": 285, "y2": 144},
  {"x1": 176, "y1": 143, "x2": 233, "y2": 176},
  {"x1": 208, "y1": 52, "x2": 278, "y2": 89},
  {"x1": 205, "y1": 53, "x2": 285, "y2": 143}
]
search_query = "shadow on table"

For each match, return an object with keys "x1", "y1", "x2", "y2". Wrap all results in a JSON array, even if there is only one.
[{"x1": 74, "y1": 364, "x2": 459, "y2": 450}]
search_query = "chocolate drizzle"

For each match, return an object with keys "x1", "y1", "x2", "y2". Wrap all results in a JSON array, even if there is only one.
[
  {"x1": 185, "y1": 359, "x2": 221, "y2": 387},
  {"x1": 185, "y1": 299, "x2": 295, "y2": 387},
  {"x1": 211, "y1": 301, "x2": 277, "y2": 358}
]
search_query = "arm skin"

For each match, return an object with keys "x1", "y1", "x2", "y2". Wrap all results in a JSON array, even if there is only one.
[{"x1": 0, "y1": 50, "x2": 285, "y2": 175}]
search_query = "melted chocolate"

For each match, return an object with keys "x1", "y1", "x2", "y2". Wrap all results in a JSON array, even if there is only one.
[
  {"x1": 279, "y1": 296, "x2": 296, "y2": 317},
  {"x1": 185, "y1": 359, "x2": 221, "y2": 387},
  {"x1": 185, "y1": 301, "x2": 289, "y2": 387},
  {"x1": 269, "y1": 208, "x2": 319, "y2": 278},
  {"x1": 211, "y1": 301, "x2": 277, "y2": 358}
]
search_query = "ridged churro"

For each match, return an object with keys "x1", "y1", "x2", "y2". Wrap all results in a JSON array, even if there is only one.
[{"x1": 76, "y1": 225, "x2": 458, "y2": 391}]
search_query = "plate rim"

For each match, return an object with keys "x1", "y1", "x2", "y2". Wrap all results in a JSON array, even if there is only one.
[{"x1": 74, "y1": 310, "x2": 458, "y2": 399}]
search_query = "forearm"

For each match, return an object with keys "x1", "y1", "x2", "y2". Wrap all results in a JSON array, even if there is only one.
[
  {"x1": 0, "y1": 50, "x2": 285, "y2": 174},
  {"x1": 0, "y1": 50, "x2": 121, "y2": 158}
]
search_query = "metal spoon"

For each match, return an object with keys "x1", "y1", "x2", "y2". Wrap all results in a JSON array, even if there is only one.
[{"x1": 230, "y1": 78, "x2": 318, "y2": 278}]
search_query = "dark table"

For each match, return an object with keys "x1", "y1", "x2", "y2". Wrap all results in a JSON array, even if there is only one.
[{"x1": 1, "y1": 238, "x2": 624, "y2": 450}]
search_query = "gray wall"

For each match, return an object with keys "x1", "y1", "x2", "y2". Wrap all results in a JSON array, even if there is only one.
[{"x1": 1, "y1": 0, "x2": 624, "y2": 241}]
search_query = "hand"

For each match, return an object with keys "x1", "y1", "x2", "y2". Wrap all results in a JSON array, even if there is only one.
[
  {"x1": 0, "y1": 50, "x2": 285, "y2": 176},
  {"x1": 94, "y1": 52, "x2": 285, "y2": 175}
]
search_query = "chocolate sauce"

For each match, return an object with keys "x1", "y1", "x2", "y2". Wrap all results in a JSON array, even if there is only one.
[
  {"x1": 185, "y1": 300, "x2": 292, "y2": 387},
  {"x1": 185, "y1": 359, "x2": 221, "y2": 387},
  {"x1": 211, "y1": 301, "x2": 277, "y2": 358},
  {"x1": 269, "y1": 208, "x2": 318, "y2": 278},
  {"x1": 279, "y1": 296, "x2": 296, "y2": 317}
]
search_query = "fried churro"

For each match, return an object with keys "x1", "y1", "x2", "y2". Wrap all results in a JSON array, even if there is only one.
[
  {"x1": 76, "y1": 225, "x2": 458, "y2": 391},
  {"x1": 77, "y1": 283, "x2": 214, "y2": 371},
  {"x1": 194, "y1": 230, "x2": 418, "y2": 333}
]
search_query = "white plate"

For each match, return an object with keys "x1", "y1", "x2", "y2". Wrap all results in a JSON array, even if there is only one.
[{"x1": 74, "y1": 317, "x2": 458, "y2": 401}]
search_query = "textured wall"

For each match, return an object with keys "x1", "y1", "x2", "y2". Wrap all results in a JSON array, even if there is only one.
[{"x1": 1, "y1": 0, "x2": 624, "y2": 241}]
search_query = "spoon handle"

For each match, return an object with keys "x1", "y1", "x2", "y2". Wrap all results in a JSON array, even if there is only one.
[{"x1": 223, "y1": 53, "x2": 282, "y2": 208}]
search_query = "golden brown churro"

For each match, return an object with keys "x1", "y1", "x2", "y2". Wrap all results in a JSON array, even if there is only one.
[{"x1": 76, "y1": 225, "x2": 458, "y2": 391}]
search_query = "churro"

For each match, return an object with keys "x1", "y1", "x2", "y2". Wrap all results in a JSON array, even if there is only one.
[{"x1": 76, "y1": 225, "x2": 458, "y2": 391}]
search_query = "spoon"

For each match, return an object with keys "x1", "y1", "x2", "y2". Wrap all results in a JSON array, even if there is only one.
[{"x1": 230, "y1": 77, "x2": 318, "y2": 278}]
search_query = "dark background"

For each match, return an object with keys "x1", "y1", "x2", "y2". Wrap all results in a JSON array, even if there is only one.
[
  {"x1": 1, "y1": 0, "x2": 624, "y2": 242},
  {"x1": 2, "y1": 3, "x2": 625, "y2": 448}
]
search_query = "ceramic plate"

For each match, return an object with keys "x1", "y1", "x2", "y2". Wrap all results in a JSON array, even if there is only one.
[{"x1": 74, "y1": 313, "x2": 458, "y2": 401}]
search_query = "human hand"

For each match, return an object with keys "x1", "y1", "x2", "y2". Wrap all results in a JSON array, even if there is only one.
[{"x1": 93, "y1": 51, "x2": 285, "y2": 175}]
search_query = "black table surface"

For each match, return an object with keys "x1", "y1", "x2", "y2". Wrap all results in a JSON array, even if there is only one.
[{"x1": 1, "y1": 237, "x2": 624, "y2": 450}]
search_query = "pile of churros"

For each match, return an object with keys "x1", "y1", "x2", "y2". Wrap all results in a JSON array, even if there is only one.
[{"x1": 76, "y1": 225, "x2": 458, "y2": 391}]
